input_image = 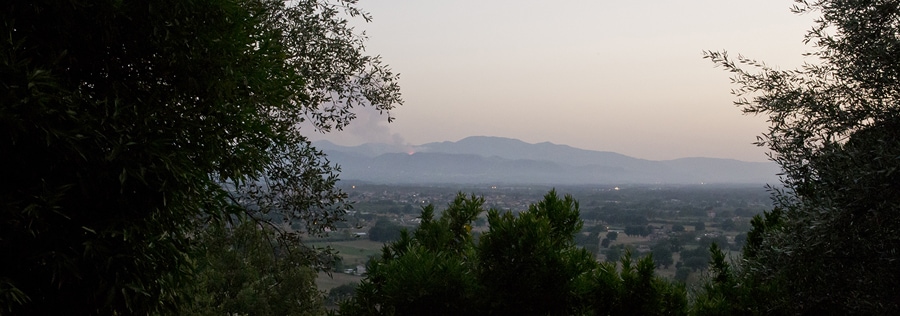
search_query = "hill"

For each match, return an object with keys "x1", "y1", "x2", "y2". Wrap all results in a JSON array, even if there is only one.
[{"x1": 314, "y1": 136, "x2": 779, "y2": 185}]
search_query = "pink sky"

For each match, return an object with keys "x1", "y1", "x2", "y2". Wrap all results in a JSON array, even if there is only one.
[{"x1": 307, "y1": 1, "x2": 817, "y2": 162}]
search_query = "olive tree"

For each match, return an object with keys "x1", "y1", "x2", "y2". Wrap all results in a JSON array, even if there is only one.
[
  {"x1": 185, "y1": 218, "x2": 325, "y2": 316},
  {"x1": 0, "y1": 0, "x2": 400, "y2": 314},
  {"x1": 701, "y1": 0, "x2": 900, "y2": 313}
]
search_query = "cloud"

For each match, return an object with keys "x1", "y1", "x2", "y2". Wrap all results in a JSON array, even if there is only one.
[{"x1": 305, "y1": 106, "x2": 407, "y2": 146}]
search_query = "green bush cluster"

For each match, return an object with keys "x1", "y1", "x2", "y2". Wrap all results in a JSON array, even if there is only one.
[{"x1": 338, "y1": 191, "x2": 687, "y2": 315}]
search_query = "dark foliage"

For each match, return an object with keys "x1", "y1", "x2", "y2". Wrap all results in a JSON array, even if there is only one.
[
  {"x1": 368, "y1": 219, "x2": 404, "y2": 242},
  {"x1": 0, "y1": 0, "x2": 400, "y2": 313},
  {"x1": 339, "y1": 191, "x2": 687, "y2": 315},
  {"x1": 701, "y1": 0, "x2": 900, "y2": 313}
]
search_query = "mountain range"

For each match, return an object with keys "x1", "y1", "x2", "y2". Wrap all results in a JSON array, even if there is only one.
[{"x1": 313, "y1": 136, "x2": 781, "y2": 185}]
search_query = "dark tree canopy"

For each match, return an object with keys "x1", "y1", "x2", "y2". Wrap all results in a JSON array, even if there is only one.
[
  {"x1": 0, "y1": 0, "x2": 400, "y2": 314},
  {"x1": 368, "y1": 219, "x2": 404, "y2": 242},
  {"x1": 651, "y1": 243, "x2": 674, "y2": 269},
  {"x1": 606, "y1": 230, "x2": 619, "y2": 241},
  {"x1": 339, "y1": 191, "x2": 687, "y2": 315},
  {"x1": 700, "y1": 0, "x2": 900, "y2": 313},
  {"x1": 184, "y1": 218, "x2": 325, "y2": 316},
  {"x1": 692, "y1": 221, "x2": 705, "y2": 232}
]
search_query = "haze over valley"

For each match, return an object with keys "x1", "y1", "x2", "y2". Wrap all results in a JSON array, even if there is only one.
[{"x1": 316, "y1": 136, "x2": 779, "y2": 185}]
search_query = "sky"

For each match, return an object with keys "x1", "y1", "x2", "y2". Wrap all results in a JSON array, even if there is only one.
[{"x1": 305, "y1": 1, "x2": 819, "y2": 162}]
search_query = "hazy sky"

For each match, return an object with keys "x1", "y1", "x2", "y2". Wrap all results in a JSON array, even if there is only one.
[{"x1": 306, "y1": 1, "x2": 818, "y2": 162}]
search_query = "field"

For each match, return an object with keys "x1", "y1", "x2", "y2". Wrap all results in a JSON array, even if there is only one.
[
  {"x1": 312, "y1": 239, "x2": 386, "y2": 291},
  {"x1": 311, "y1": 239, "x2": 384, "y2": 267},
  {"x1": 316, "y1": 271, "x2": 363, "y2": 292}
]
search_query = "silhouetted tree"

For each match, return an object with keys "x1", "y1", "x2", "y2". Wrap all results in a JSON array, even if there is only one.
[
  {"x1": 184, "y1": 218, "x2": 324, "y2": 316},
  {"x1": 702, "y1": 0, "x2": 900, "y2": 313},
  {"x1": 0, "y1": 0, "x2": 400, "y2": 313}
]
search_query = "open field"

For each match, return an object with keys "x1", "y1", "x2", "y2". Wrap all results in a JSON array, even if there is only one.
[
  {"x1": 310, "y1": 239, "x2": 385, "y2": 267},
  {"x1": 316, "y1": 271, "x2": 363, "y2": 292},
  {"x1": 313, "y1": 239, "x2": 386, "y2": 292}
]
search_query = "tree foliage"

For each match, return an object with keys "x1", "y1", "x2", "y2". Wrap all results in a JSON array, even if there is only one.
[
  {"x1": 605, "y1": 244, "x2": 625, "y2": 263},
  {"x1": 0, "y1": 0, "x2": 400, "y2": 314},
  {"x1": 586, "y1": 252, "x2": 687, "y2": 316},
  {"x1": 625, "y1": 225, "x2": 652, "y2": 237},
  {"x1": 368, "y1": 219, "x2": 404, "y2": 242},
  {"x1": 184, "y1": 218, "x2": 325, "y2": 316},
  {"x1": 606, "y1": 231, "x2": 619, "y2": 241},
  {"x1": 702, "y1": 0, "x2": 900, "y2": 313},
  {"x1": 692, "y1": 221, "x2": 705, "y2": 232},
  {"x1": 478, "y1": 191, "x2": 593, "y2": 314},
  {"x1": 651, "y1": 243, "x2": 674, "y2": 269},
  {"x1": 341, "y1": 195, "x2": 483, "y2": 316},
  {"x1": 679, "y1": 246, "x2": 711, "y2": 272},
  {"x1": 339, "y1": 190, "x2": 687, "y2": 315}
]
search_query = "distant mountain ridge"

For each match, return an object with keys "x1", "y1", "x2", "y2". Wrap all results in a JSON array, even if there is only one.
[
  {"x1": 313, "y1": 136, "x2": 780, "y2": 185},
  {"x1": 414, "y1": 136, "x2": 647, "y2": 169}
]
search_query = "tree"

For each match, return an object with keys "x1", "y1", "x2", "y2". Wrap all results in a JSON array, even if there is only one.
[
  {"x1": 733, "y1": 233, "x2": 748, "y2": 251},
  {"x1": 625, "y1": 225, "x2": 651, "y2": 237},
  {"x1": 662, "y1": 237, "x2": 683, "y2": 253},
  {"x1": 339, "y1": 191, "x2": 687, "y2": 315},
  {"x1": 679, "y1": 247, "x2": 711, "y2": 272},
  {"x1": 651, "y1": 243, "x2": 674, "y2": 269},
  {"x1": 606, "y1": 231, "x2": 619, "y2": 241},
  {"x1": 184, "y1": 218, "x2": 325, "y2": 316},
  {"x1": 693, "y1": 221, "x2": 705, "y2": 232},
  {"x1": 719, "y1": 218, "x2": 736, "y2": 231},
  {"x1": 691, "y1": 244, "x2": 746, "y2": 315},
  {"x1": 326, "y1": 283, "x2": 358, "y2": 307},
  {"x1": 339, "y1": 194, "x2": 483, "y2": 316},
  {"x1": 606, "y1": 245, "x2": 624, "y2": 263},
  {"x1": 697, "y1": 235, "x2": 728, "y2": 251},
  {"x1": 674, "y1": 267, "x2": 692, "y2": 283},
  {"x1": 703, "y1": 0, "x2": 900, "y2": 313},
  {"x1": 477, "y1": 190, "x2": 595, "y2": 315},
  {"x1": 0, "y1": 0, "x2": 401, "y2": 314},
  {"x1": 368, "y1": 219, "x2": 403, "y2": 242},
  {"x1": 585, "y1": 251, "x2": 688, "y2": 316}
]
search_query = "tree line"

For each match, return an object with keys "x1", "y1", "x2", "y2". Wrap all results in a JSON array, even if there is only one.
[{"x1": 338, "y1": 191, "x2": 688, "y2": 315}]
